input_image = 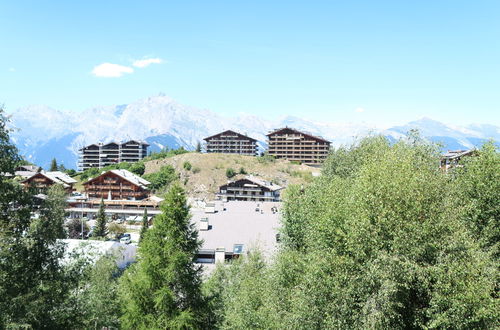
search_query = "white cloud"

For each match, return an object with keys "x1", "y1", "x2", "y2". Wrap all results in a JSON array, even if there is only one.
[
  {"x1": 8, "y1": 67, "x2": 15, "y2": 72},
  {"x1": 355, "y1": 107, "x2": 365, "y2": 113},
  {"x1": 91, "y1": 63, "x2": 134, "y2": 78},
  {"x1": 132, "y1": 58, "x2": 163, "y2": 68}
]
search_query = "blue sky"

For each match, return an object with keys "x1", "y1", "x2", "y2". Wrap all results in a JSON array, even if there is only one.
[{"x1": 1, "y1": 1, "x2": 498, "y2": 126}]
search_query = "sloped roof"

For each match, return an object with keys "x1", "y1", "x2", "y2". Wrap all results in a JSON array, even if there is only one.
[
  {"x1": 222, "y1": 176, "x2": 283, "y2": 192},
  {"x1": 441, "y1": 149, "x2": 475, "y2": 160},
  {"x1": 84, "y1": 169, "x2": 150, "y2": 189},
  {"x1": 204, "y1": 130, "x2": 257, "y2": 142},
  {"x1": 266, "y1": 127, "x2": 330, "y2": 143},
  {"x1": 22, "y1": 171, "x2": 77, "y2": 188}
]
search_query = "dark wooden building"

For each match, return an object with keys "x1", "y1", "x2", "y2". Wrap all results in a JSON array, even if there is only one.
[
  {"x1": 267, "y1": 127, "x2": 330, "y2": 165},
  {"x1": 21, "y1": 171, "x2": 77, "y2": 194},
  {"x1": 218, "y1": 176, "x2": 283, "y2": 202},
  {"x1": 204, "y1": 130, "x2": 258, "y2": 156},
  {"x1": 83, "y1": 169, "x2": 151, "y2": 201}
]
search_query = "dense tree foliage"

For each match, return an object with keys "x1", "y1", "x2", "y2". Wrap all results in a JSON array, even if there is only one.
[
  {"x1": 142, "y1": 164, "x2": 177, "y2": 191},
  {"x1": 208, "y1": 135, "x2": 499, "y2": 329},
  {"x1": 0, "y1": 109, "x2": 77, "y2": 328},
  {"x1": 119, "y1": 184, "x2": 205, "y2": 329}
]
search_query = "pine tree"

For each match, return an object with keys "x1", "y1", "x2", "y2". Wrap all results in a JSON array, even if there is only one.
[
  {"x1": 50, "y1": 158, "x2": 58, "y2": 171},
  {"x1": 119, "y1": 184, "x2": 204, "y2": 328},
  {"x1": 195, "y1": 141, "x2": 202, "y2": 153},
  {"x1": 94, "y1": 199, "x2": 107, "y2": 239},
  {"x1": 139, "y1": 208, "x2": 149, "y2": 243}
]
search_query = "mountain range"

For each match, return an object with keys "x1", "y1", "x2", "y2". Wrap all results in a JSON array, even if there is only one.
[{"x1": 7, "y1": 95, "x2": 499, "y2": 169}]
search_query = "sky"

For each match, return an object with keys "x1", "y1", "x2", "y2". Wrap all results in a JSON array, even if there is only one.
[{"x1": 0, "y1": 1, "x2": 499, "y2": 126}]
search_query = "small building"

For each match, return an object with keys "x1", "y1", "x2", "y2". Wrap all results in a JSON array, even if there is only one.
[
  {"x1": 78, "y1": 140, "x2": 149, "y2": 171},
  {"x1": 440, "y1": 149, "x2": 476, "y2": 170},
  {"x1": 218, "y1": 176, "x2": 283, "y2": 202},
  {"x1": 62, "y1": 239, "x2": 137, "y2": 269},
  {"x1": 267, "y1": 127, "x2": 331, "y2": 165},
  {"x1": 21, "y1": 171, "x2": 77, "y2": 193},
  {"x1": 204, "y1": 130, "x2": 258, "y2": 156},
  {"x1": 83, "y1": 169, "x2": 151, "y2": 201}
]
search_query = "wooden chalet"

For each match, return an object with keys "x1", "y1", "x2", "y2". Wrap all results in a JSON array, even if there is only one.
[
  {"x1": 21, "y1": 171, "x2": 77, "y2": 194},
  {"x1": 83, "y1": 169, "x2": 151, "y2": 201},
  {"x1": 218, "y1": 176, "x2": 283, "y2": 202},
  {"x1": 204, "y1": 130, "x2": 258, "y2": 156},
  {"x1": 267, "y1": 127, "x2": 331, "y2": 165}
]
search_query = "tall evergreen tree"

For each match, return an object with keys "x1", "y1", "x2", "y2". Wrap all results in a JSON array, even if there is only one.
[
  {"x1": 195, "y1": 141, "x2": 202, "y2": 153},
  {"x1": 139, "y1": 208, "x2": 149, "y2": 243},
  {"x1": 119, "y1": 184, "x2": 204, "y2": 329},
  {"x1": 94, "y1": 198, "x2": 107, "y2": 238},
  {"x1": 50, "y1": 158, "x2": 58, "y2": 171}
]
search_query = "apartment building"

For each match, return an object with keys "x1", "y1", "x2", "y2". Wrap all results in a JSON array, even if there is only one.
[
  {"x1": 78, "y1": 140, "x2": 149, "y2": 171},
  {"x1": 267, "y1": 127, "x2": 330, "y2": 165},
  {"x1": 204, "y1": 130, "x2": 258, "y2": 156},
  {"x1": 217, "y1": 176, "x2": 283, "y2": 202}
]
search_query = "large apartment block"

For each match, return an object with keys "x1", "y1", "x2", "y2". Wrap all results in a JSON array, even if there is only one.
[
  {"x1": 267, "y1": 127, "x2": 330, "y2": 165},
  {"x1": 204, "y1": 130, "x2": 258, "y2": 156},
  {"x1": 78, "y1": 140, "x2": 149, "y2": 171}
]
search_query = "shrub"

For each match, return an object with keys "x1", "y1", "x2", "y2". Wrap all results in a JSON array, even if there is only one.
[
  {"x1": 142, "y1": 165, "x2": 177, "y2": 191},
  {"x1": 183, "y1": 161, "x2": 192, "y2": 171},
  {"x1": 192, "y1": 167, "x2": 201, "y2": 174},
  {"x1": 239, "y1": 167, "x2": 247, "y2": 175},
  {"x1": 226, "y1": 168, "x2": 236, "y2": 179}
]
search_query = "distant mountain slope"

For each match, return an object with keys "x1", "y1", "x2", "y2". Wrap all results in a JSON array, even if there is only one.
[{"x1": 7, "y1": 95, "x2": 499, "y2": 169}]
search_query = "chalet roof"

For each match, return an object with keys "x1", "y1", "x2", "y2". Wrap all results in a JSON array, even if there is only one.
[
  {"x1": 22, "y1": 171, "x2": 77, "y2": 188},
  {"x1": 441, "y1": 149, "x2": 475, "y2": 160},
  {"x1": 203, "y1": 130, "x2": 257, "y2": 142},
  {"x1": 223, "y1": 176, "x2": 283, "y2": 192},
  {"x1": 266, "y1": 127, "x2": 330, "y2": 143},
  {"x1": 84, "y1": 169, "x2": 150, "y2": 189},
  {"x1": 15, "y1": 165, "x2": 40, "y2": 172}
]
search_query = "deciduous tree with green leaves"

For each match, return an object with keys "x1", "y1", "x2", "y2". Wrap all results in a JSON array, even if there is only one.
[{"x1": 0, "y1": 108, "x2": 76, "y2": 328}]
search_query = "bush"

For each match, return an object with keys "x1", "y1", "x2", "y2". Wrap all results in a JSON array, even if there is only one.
[
  {"x1": 239, "y1": 167, "x2": 247, "y2": 175},
  {"x1": 192, "y1": 167, "x2": 201, "y2": 174},
  {"x1": 107, "y1": 222, "x2": 126, "y2": 239},
  {"x1": 142, "y1": 165, "x2": 177, "y2": 191},
  {"x1": 257, "y1": 153, "x2": 276, "y2": 164},
  {"x1": 129, "y1": 162, "x2": 145, "y2": 175},
  {"x1": 183, "y1": 161, "x2": 192, "y2": 171},
  {"x1": 226, "y1": 168, "x2": 236, "y2": 179}
]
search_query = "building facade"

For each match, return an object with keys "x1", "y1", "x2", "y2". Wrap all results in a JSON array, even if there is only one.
[
  {"x1": 204, "y1": 130, "x2": 258, "y2": 156},
  {"x1": 78, "y1": 140, "x2": 149, "y2": 171},
  {"x1": 267, "y1": 127, "x2": 330, "y2": 165},
  {"x1": 440, "y1": 149, "x2": 476, "y2": 171},
  {"x1": 217, "y1": 176, "x2": 283, "y2": 202},
  {"x1": 82, "y1": 169, "x2": 151, "y2": 201},
  {"x1": 21, "y1": 171, "x2": 77, "y2": 193}
]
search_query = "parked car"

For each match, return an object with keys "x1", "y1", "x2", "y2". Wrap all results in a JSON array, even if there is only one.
[{"x1": 120, "y1": 236, "x2": 131, "y2": 244}]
